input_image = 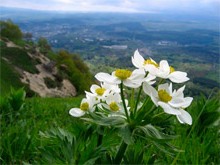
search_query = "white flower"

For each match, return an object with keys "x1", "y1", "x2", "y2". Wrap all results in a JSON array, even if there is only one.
[
  {"x1": 102, "y1": 82, "x2": 120, "y2": 94},
  {"x1": 95, "y1": 69, "x2": 145, "y2": 88},
  {"x1": 102, "y1": 93, "x2": 129, "y2": 116},
  {"x1": 132, "y1": 50, "x2": 189, "y2": 83},
  {"x1": 154, "y1": 60, "x2": 189, "y2": 83},
  {"x1": 69, "y1": 96, "x2": 96, "y2": 117},
  {"x1": 143, "y1": 73, "x2": 156, "y2": 85},
  {"x1": 143, "y1": 83, "x2": 193, "y2": 125},
  {"x1": 103, "y1": 93, "x2": 122, "y2": 112},
  {"x1": 132, "y1": 49, "x2": 158, "y2": 74},
  {"x1": 85, "y1": 83, "x2": 110, "y2": 102}
]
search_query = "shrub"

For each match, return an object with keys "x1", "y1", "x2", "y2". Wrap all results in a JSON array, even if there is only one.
[
  {"x1": 0, "y1": 20, "x2": 22, "y2": 41},
  {"x1": 56, "y1": 50, "x2": 93, "y2": 94}
]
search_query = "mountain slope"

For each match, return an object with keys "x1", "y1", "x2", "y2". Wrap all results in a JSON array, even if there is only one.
[
  {"x1": 0, "y1": 34, "x2": 94, "y2": 97},
  {"x1": 0, "y1": 38, "x2": 78, "y2": 97}
]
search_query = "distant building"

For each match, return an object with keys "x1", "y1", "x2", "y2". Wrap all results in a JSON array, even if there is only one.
[
  {"x1": 157, "y1": 40, "x2": 177, "y2": 46},
  {"x1": 103, "y1": 45, "x2": 128, "y2": 50}
]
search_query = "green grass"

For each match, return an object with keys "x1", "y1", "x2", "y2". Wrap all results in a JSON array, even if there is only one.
[
  {"x1": 0, "y1": 58, "x2": 24, "y2": 96},
  {"x1": 1, "y1": 46, "x2": 38, "y2": 74},
  {"x1": 0, "y1": 89, "x2": 219, "y2": 164}
]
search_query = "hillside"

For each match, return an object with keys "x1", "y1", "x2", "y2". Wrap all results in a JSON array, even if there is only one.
[{"x1": 0, "y1": 21, "x2": 93, "y2": 97}]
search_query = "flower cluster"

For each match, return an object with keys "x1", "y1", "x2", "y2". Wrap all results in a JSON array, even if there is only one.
[{"x1": 69, "y1": 50, "x2": 193, "y2": 125}]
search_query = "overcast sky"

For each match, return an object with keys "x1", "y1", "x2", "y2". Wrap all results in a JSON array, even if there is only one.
[{"x1": 0, "y1": 0, "x2": 219, "y2": 13}]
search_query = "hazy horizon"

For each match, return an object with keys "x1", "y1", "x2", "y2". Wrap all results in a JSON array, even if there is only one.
[{"x1": 0, "y1": 0, "x2": 219, "y2": 15}]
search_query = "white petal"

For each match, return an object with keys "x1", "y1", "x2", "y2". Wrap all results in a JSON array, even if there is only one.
[
  {"x1": 143, "y1": 83, "x2": 157, "y2": 97},
  {"x1": 158, "y1": 102, "x2": 181, "y2": 115},
  {"x1": 176, "y1": 109, "x2": 192, "y2": 125},
  {"x1": 69, "y1": 108, "x2": 85, "y2": 117},
  {"x1": 169, "y1": 98, "x2": 186, "y2": 108},
  {"x1": 150, "y1": 93, "x2": 159, "y2": 106},
  {"x1": 158, "y1": 83, "x2": 169, "y2": 91},
  {"x1": 85, "y1": 91, "x2": 95, "y2": 98},
  {"x1": 169, "y1": 97, "x2": 193, "y2": 109},
  {"x1": 144, "y1": 74, "x2": 156, "y2": 82},
  {"x1": 144, "y1": 65, "x2": 158, "y2": 75},
  {"x1": 102, "y1": 83, "x2": 120, "y2": 93},
  {"x1": 123, "y1": 79, "x2": 141, "y2": 88},
  {"x1": 182, "y1": 97, "x2": 193, "y2": 108},
  {"x1": 81, "y1": 98, "x2": 88, "y2": 103},
  {"x1": 106, "y1": 93, "x2": 121, "y2": 104},
  {"x1": 168, "y1": 71, "x2": 189, "y2": 83},
  {"x1": 172, "y1": 85, "x2": 185, "y2": 98},
  {"x1": 159, "y1": 60, "x2": 170, "y2": 76},
  {"x1": 168, "y1": 83, "x2": 173, "y2": 94},
  {"x1": 149, "y1": 81, "x2": 156, "y2": 85},
  {"x1": 95, "y1": 72, "x2": 119, "y2": 84},
  {"x1": 129, "y1": 69, "x2": 145, "y2": 80},
  {"x1": 90, "y1": 84, "x2": 100, "y2": 93},
  {"x1": 132, "y1": 49, "x2": 145, "y2": 68},
  {"x1": 144, "y1": 74, "x2": 156, "y2": 85}
]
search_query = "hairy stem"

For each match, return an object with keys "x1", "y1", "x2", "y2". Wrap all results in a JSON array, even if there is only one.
[
  {"x1": 134, "y1": 84, "x2": 143, "y2": 117},
  {"x1": 120, "y1": 82, "x2": 130, "y2": 123}
]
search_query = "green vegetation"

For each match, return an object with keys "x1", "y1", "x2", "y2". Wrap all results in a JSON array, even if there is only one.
[
  {"x1": 0, "y1": 19, "x2": 219, "y2": 164},
  {"x1": 0, "y1": 20, "x2": 22, "y2": 41},
  {"x1": 0, "y1": 88, "x2": 219, "y2": 164},
  {"x1": 0, "y1": 38, "x2": 38, "y2": 96},
  {"x1": 0, "y1": 59, "x2": 24, "y2": 96},
  {"x1": 56, "y1": 50, "x2": 92, "y2": 93},
  {"x1": 1, "y1": 46, "x2": 39, "y2": 74},
  {"x1": 38, "y1": 37, "x2": 51, "y2": 54},
  {"x1": 0, "y1": 21, "x2": 93, "y2": 96}
]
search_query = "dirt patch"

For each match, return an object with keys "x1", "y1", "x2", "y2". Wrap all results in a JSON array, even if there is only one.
[{"x1": 20, "y1": 48, "x2": 76, "y2": 97}]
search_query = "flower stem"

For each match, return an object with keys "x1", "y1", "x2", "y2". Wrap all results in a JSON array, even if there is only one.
[
  {"x1": 114, "y1": 140, "x2": 128, "y2": 164},
  {"x1": 140, "y1": 96, "x2": 150, "y2": 110},
  {"x1": 120, "y1": 82, "x2": 130, "y2": 123},
  {"x1": 134, "y1": 84, "x2": 142, "y2": 116}
]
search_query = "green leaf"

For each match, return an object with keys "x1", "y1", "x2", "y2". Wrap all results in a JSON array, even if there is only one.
[
  {"x1": 82, "y1": 112, "x2": 126, "y2": 127},
  {"x1": 8, "y1": 87, "x2": 26, "y2": 111},
  {"x1": 118, "y1": 125, "x2": 134, "y2": 145},
  {"x1": 135, "y1": 124, "x2": 177, "y2": 141}
]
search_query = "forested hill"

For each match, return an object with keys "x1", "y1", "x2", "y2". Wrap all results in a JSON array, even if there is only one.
[{"x1": 0, "y1": 20, "x2": 93, "y2": 97}]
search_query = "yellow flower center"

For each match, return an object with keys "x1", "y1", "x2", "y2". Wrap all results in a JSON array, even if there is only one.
[
  {"x1": 115, "y1": 69, "x2": 132, "y2": 80},
  {"x1": 158, "y1": 90, "x2": 172, "y2": 103},
  {"x1": 170, "y1": 66, "x2": 175, "y2": 73},
  {"x1": 109, "y1": 102, "x2": 120, "y2": 111},
  {"x1": 80, "y1": 102, "x2": 89, "y2": 111},
  {"x1": 95, "y1": 88, "x2": 106, "y2": 96},
  {"x1": 144, "y1": 59, "x2": 158, "y2": 67}
]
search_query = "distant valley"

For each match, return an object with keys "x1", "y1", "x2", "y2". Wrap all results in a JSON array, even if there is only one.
[{"x1": 1, "y1": 7, "x2": 219, "y2": 96}]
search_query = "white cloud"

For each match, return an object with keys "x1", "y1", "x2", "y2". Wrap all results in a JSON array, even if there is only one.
[
  {"x1": 54, "y1": 0, "x2": 73, "y2": 4},
  {"x1": 0, "y1": 0, "x2": 219, "y2": 13}
]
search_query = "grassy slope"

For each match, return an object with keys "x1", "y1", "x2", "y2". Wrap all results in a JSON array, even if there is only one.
[
  {"x1": 0, "y1": 93, "x2": 219, "y2": 164},
  {"x1": 0, "y1": 40, "x2": 39, "y2": 96},
  {"x1": 0, "y1": 58, "x2": 24, "y2": 96},
  {"x1": 1, "y1": 46, "x2": 38, "y2": 74}
]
